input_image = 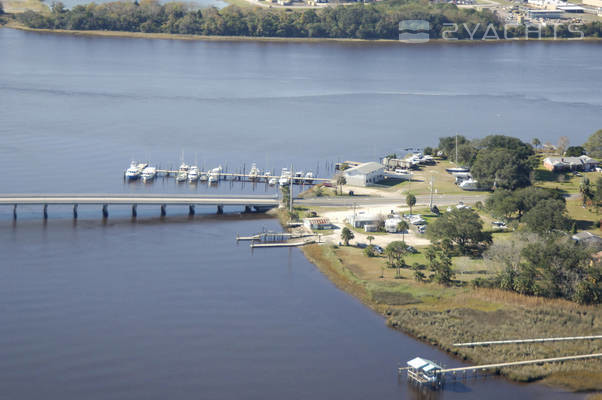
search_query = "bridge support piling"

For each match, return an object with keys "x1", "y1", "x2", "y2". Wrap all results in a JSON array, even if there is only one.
[
  {"x1": 43, "y1": 204, "x2": 48, "y2": 219},
  {"x1": 217, "y1": 205, "x2": 223, "y2": 215},
  {"x1": 132, "y1": 204, "x2": 137, "y2": 218},
  {"x1": 73, "y1": 204, "x2": 78, "y2": 219},
  {"x1": 160, "y1": 204, "x2": 166, "y2": 217},
  {"x1": 102, "y1": 204, "x2": 108, "y2": 218},
  {"x1": 13, "y1": 204, "x2": 17, "y2": 220},
  {"x1": 188, "y1": 205, "x2": 195, "y2": 216}
]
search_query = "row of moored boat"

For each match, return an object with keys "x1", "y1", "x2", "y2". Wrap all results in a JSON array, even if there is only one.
[{"x1": 125, "y1": 162, "x2": 314, "y2": 186}]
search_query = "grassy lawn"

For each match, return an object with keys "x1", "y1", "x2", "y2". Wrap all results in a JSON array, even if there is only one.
[
  {"x1": 385, "y1": 160, "x2": 487, "y2": 196},
  {"x1": 3, "y1": 0, "x2": 48, "y2": 13},
  {"x1": 566, "y1": 198, "x2": 601, "y2": 232},
  {"x1": 222, "y1": 0, "x2": 261, "y2": 8},
  {"x1": 533, "y1": 166, "x2": 599, "y2": 195}
]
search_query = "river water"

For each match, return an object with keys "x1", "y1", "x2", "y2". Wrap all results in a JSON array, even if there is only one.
[{"x1": 1, "y1": 27, "x2": 601, "y2": 399}]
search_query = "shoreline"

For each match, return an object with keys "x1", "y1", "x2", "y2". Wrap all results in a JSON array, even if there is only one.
[
  {"x1": 5, "y1": 24, "x2": 602, "y2": 45},
  {"x1": 299, "y1": 242, "x2": 602, "y2": 395},
  {"x1": 273, "y1": 210, "x2": 602, "y2": 395}
]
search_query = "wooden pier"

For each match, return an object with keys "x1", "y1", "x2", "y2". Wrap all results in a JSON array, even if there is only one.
[
  {"x1": 453, "y1": 335, "x2": 602, "y2": 347},
  {"x1": 401, "y1": 353, "x2": 602, "y2": 388}
]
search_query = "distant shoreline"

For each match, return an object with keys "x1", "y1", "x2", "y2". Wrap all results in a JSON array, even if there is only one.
[{"x1": 5, "y1": 24, "x2": 602, "y2": 45}]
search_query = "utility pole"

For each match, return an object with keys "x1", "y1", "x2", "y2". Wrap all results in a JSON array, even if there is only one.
[{"x1": 429, "y1": 175, "x2": 434, "y2": 210}]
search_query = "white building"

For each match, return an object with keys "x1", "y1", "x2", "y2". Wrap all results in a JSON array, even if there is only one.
[
  {"x1": 343, "y1": 162, "x2": 385, "y2": 187},
  {"x1": 303, "y1": 217, "x2": 333, "y2": 230},
  {"x1": 385, "y1": 217, "x2": 404, "y2": 233},
  {"x1": 348, "y1": 212, "x2": 381, "y2": 229}
]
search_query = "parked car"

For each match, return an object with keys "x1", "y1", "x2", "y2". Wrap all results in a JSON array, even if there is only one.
[
  {"x1": 405, "y1": 245, "x2": 418, "y2": 254},
  {"x1": 373, "y1": 245, "x2": 384, "y2": 254},
  {"x1": 417, "y1": 226, "x2": 426, "y2": 234}
]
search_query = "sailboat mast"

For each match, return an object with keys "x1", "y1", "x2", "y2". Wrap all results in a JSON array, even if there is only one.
[{"x1": 455, "y1": 133, "x2": 458, "y2": 165}]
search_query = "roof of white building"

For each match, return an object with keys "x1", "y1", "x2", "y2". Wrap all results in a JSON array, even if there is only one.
[
  {"x1": 407, "y1": 357, "x2": 442, "y2": 371},
  {"x1": 345, "y1": 162, "x2": 384, "y2": 175}
]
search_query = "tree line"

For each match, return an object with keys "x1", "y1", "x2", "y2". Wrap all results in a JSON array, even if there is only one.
[{"x1": 15, "y1": 0, "x2": 601, "y2": 40}]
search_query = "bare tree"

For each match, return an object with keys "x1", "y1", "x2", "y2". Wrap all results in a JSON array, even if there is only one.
[{"x1": 557, "y1": 136, "x2": 569, "y2": 156}]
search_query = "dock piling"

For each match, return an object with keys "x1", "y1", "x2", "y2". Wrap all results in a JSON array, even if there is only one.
[
  {"x1": 189, "y1": 205, "x2": 195, "y2": 216},
  {"x1": 13, "y1": 204, "x2": 17, "y2": 220},
  {"x1": 102, "y1": 204, "x2": 108, "y2": 218},
  {"x1": 132, "y1": 204, "x2": 137, "y2": 218},
  {"x1": 160, "y1": 204, "x2": 166, "y2": 217},
  {"x1": 73, "y1": 204, "x2": 78, "y2": 219},
  {"x1": 43, "y1": 204, "x2": 48, "y2": 219},
  {"x1": 217, "y1": 205, "x2": 223, "y2": 215}
]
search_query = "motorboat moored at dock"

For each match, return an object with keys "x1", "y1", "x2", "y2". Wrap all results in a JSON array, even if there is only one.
[
  {"x1": 188, "y1": 166, "x2": 199, "y2": 182},
  {"x1": 141, "y1": 166, "x2": 157, "y2": 182},
  {"x1": 279, "y1": 168, "x2": 291, "y2": 186}
]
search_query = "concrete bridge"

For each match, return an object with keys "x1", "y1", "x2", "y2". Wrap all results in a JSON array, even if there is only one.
[{"x1": 0, "y1": 194, "x2": 280, "y2": 219}]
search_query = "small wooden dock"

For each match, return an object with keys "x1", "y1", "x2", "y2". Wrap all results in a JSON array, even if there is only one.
[{"x1": 401, "y1": 352, "x2": 602, "y2": 389}]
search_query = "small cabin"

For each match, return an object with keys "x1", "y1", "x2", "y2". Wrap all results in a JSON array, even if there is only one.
[
  {"x1": 303, "y1": 217, "x2": 333, "y2": 231},
  {"x1": 406, "y1": 357, "x2": 442, "y2": 387}
]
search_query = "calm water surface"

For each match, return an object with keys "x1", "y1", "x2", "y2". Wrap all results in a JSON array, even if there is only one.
[{"x1": 1, "y1": 28, "x2": 601, "y2": 399}]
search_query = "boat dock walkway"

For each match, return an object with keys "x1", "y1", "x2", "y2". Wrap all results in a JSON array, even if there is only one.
[
  {"x1": 250, "y1": 240, "x2": 315, "y2": 248},
  {"x1": 153, "y1": 170, "x2": 330, "y2": 183},
  {"x1": 453, "y1": 335, "x2": 602, "y2": 347},
  {"x1": 0, "y1": 194, "x2": 279, "y2": 218},
  {"x1": 438, "y1": 353, "x2": 602, "y2": 374}
]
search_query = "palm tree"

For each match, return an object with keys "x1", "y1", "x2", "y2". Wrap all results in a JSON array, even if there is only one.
[
  {"x1": 532, "y1": 138, "x2": 541, "y2": 152},
  {"x1": 397, "y1": 220, "x2": 409, "y2": 242},
  {"x1": 406, "y1": 193, "x2": 416, "y2": 216},
  {"x1": 336, "y1": 175, "x2": 347, "y2": 196},
  {"x1": 366, "y1": 235, "x2": 375, "y2": 245},
  {"x1": 340, "y1": 227, "x2": 354, "y2": 246},
  {"x1": 580, "y1": 177, "x2": 593, "y2": 207}
]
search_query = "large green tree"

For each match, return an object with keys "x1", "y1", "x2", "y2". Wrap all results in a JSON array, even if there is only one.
[
  {"x1": 428, "y1": 207, "x2": 491, "y2": 254},
  {"x1": 486, "y1": 186, "x2": 565, "y2": 220},
  {"x1": 438, "y1": 135, "x2": 470, "y2": 161},
  {"x1": 471, "y1": 147, "x2": 532, "y2": 190},
  {"x1": 584, "y1": 129, "x2": 602, "y2": 159},
  {"x1": 522, "y1": 198, "x2": 570, "y2": 234}
]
